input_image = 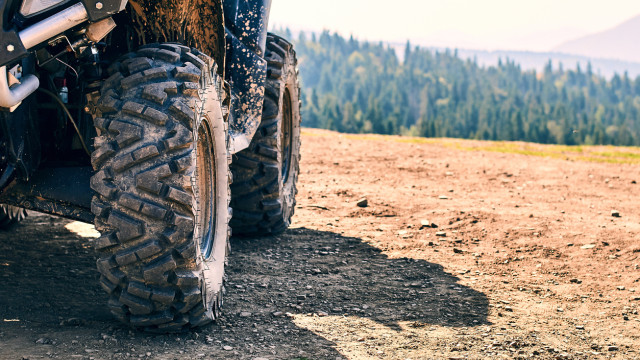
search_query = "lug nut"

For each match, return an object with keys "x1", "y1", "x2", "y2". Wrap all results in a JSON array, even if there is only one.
[
  {"x1": 6, "y1": 44, "x2": 14, "y2": 52},
  {"x1": 95, "y1": 2, "x2": 103, "y2": 9}
]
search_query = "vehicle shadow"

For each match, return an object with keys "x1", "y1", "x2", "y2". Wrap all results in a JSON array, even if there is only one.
[{"x1": 0, "y1": 215, "x2": 489, "y2": 359}]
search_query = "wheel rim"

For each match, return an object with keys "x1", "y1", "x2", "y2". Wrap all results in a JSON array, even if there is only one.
[
  {"x1": 196, "y1": 122, "x2": 216, "y2": 259},
  {"x1": 281, "y1": 88, "x2": 294, "y2": 183}
]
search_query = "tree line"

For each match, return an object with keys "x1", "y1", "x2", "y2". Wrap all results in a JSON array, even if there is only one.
[{"x1": 289, "y1": 30, "x2": 640, "y2": 146}]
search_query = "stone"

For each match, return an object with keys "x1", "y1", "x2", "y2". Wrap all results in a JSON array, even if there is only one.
[
  {"x1": 436, "y1": 232, "x2": 447, "y2": 237},
  {"x1": 356, "y1": 198, "x2": 368, "y2": 208},
  {"x1": 607, "y1": 346, "x2": 619, "y2": 351},
  {"x1": 581, "y1": 244, "x2": 596, "y2": 249},
  {"x1": 223, "y1": 346, "x2": 233, "y2": 351},
  {"x1": 439, "y1": 195, "x2": 449, "y2": 200},
  {"x1": 420, "y1": 220, "x2": 431, "y2": 229},
  {"x1": 611, "y1": 210, "x2": 621, "y2": 217},
  {"x1": 239, "y1": 311, "x2": 252, "y2": 317}
]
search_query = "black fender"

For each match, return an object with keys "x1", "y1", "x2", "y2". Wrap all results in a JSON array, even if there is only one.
[
  {"x1": 223, "y1": 0, "x2": 272, "y2": 154},
  {"x1": 122, "y1": 0, "x2": 226, "y2": 77}
]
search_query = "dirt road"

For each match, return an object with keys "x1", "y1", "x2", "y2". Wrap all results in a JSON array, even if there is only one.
[{"x1": 1, "y1": 128, "x2": 639, "y2": 359}]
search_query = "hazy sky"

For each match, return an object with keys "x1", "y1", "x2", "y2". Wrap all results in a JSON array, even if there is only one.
[{"x1": 270, "y1": 0, "x2": 640, "y2": 51}]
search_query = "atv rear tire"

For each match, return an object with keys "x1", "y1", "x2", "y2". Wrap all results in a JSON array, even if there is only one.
[
  {"x1": 90, "y1": 44, "x2": 231, "y2": 332},
  {"x1": 230, "y1": 34, "x2": 301, "y2": 236},
  {"x1": 0, "y1": 205, "x2": 27, "y2": 229}
]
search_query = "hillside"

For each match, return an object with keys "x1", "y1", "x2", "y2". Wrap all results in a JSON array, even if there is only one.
[
  {"x1": 292, "y1": 31, "x2": 640, "y2": 147},
  {"x1": 553, "y1": 14, "x2": 640, "y2": 63}
]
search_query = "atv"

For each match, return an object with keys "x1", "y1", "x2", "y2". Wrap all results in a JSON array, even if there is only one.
[{"x1": 0, "y1": 0, "x2": 301, "y2": 332}]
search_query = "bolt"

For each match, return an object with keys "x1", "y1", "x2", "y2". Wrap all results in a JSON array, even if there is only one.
[
  {"x1": 6, "y1": 44, "x2": 14, "y2": 52},
  {"x1": 95, "y1": 2, "x2": 103, "y2": 9},
  {"x1": 84, "y1": 106, "x2": 90, "y2": 112}
]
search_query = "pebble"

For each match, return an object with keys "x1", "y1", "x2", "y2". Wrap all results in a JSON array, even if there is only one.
[
  {"x1": 576, "y1": 325, "x2": 584, "y2": 330},
  {"x1": 356, "y1": 198, "x2": 368, "y2": 208},
  {"x1": 617, "y1": 286, "x2": 625, "y2": 291},
  {"x1": 419, "y1": 220, "x2": 431, "y2": 229},
  {"x1": 223, "y1": 346, "x2": 233, "y2": 351},
  {"x1": 557, "y1": 308, "x2": 564, "y2": 312},
  {"x1": 317, "y1": 311, "x2": 328, "y2": 317},
  {"x1": 608, "y1": 346, "x2": 619, "y2": 351},
  {"x1": 239, "y1": 311, "x2": 252, "y2": 317},
  {"x1": 297, "y1": 294, "x2": 307, "y2": 301},
  {"x1": 253, "y1": 358, "x2": 269, "y2": 360},
  {"x1": 272, "y1": 311, "x2": 283, "y2": 317},
  {"x1": 436, "y1": 232, "x2": 447, "y2": 237},
  {"x1": 570, "y1": 278, "x2": 582, "y2": 284},
  {"x1": 438, "y1": 195, "x2": 448, "y2": 200},
  {"x1": 611, "y1": 210, "x2": 621, "y2": 217},
  {"x1": 581, "y1": 244, "x2": 596, "y2": 249}
]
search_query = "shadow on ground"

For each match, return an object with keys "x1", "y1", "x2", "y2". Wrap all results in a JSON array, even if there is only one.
[{"x1": 0, "y1": 215, "x2": 488, "y2": 359}]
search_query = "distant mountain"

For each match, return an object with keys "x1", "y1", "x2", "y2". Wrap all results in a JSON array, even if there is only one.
[
  {"x1": 388, "y1": 43, "x2": 640, "y2": 79},
  {"x1": 553, "y1": 14, "x2": 640, "y2": 63}
]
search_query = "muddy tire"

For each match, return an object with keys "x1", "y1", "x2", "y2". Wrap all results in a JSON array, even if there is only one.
[
  {"x1": 0, "y1": 205, "x2": 27, "y2": 229},
  {"x1": 230, "y1": 34, "x2": 301, "y2": 236},
  {"x1": 90, "y1": 44, "x2": 231, "y2": 332}
]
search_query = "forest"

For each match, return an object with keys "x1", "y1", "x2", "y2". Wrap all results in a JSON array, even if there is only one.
[{"x1": 289, "y1": 30, "x2": 640, "y2": 146}]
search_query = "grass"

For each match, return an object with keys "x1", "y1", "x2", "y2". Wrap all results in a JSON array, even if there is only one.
[{"x1": 302, "y1": 128, "x2": 640, "y2": 164}]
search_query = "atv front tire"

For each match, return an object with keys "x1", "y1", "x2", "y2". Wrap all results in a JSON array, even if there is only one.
[
  {"x1": 90, "y1": 44, "x2": 231, "y2": 332},
  {"x1": 0, "y1": 205, "x2": 27, "y2": 229},
  {"x1": 230, "y1": 34, "x2": 301, "y2": 236}
]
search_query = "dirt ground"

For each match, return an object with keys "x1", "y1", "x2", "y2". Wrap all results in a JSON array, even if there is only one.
[{"x1": 1, "y1": 128, "x2": 640, "y2": 359}]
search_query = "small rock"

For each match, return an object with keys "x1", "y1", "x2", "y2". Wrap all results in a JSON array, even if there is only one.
[
  {"x1": 570, "y1": 278, "x2": 582, "y2": 284},
  {"x1": 60, "y1": 318, "x2": 85, "y2": 326},
  {"x1": 438, "y1": 195, "x2": 449, "y2": 200},
  {"x1": 419, "y1": 220, "x2": 431, "y2": 229},
  {"x1": 297, "y1": 294, "x2": 307, "y2": 301},
  {"x1": 453, "y1": 248, "x2": 463, "y2": 254},
  {"x1": 611, "y1": 210, "x2": 621, "y2": 217},
  {"x1": 557, "y1": 308, "x2": 564, "y2": 312},
  {"x1": 317, "y1": 311, "x2": 328, "y2": 317},
  {"x1": 223, "y1": 346, "x2": 233, "y2": 351},
  {"x1": 239, "y1": 311, "x2": 252, "y2": 317},
  {"x1": 608, "y1": 346, "x2": 619, "y2": 351},
  {"x1": 576, "y1": 325, "x2": 584, "y2": 330},
  {"x1": 252, "y1": 358, "x2": 269, "y2": 360},
  {"x1": 617, "y1": 286, "x2": 625, "y2": 291},
  {"x1": 272, "y1": 311, "x2": 283, "y2": 317},
  {"x1": 581, "y1": 244, "x2": 596, "y2": 249},
  {"x1": 356, "y1": 198, "x2": 368, "y2": 208},
  {"x1": 436, "y1": 231, "x2": 446, "y2": 237}
]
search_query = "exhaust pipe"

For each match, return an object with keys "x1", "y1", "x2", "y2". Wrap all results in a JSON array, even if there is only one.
[
  {"x1": 1, "y1": 3, "x2": 88, "y2": 110},
  {"x1": 19, "y1": 3, "x2": 89, "y2": 50}
]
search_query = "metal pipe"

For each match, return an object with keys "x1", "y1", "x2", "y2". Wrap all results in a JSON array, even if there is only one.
[
  {"x1": 0, "y1": 66, "x2": 39, "y2": 109},
  {"x1": 19, "y1": 3, "x2": 88, "y2": 50}
]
